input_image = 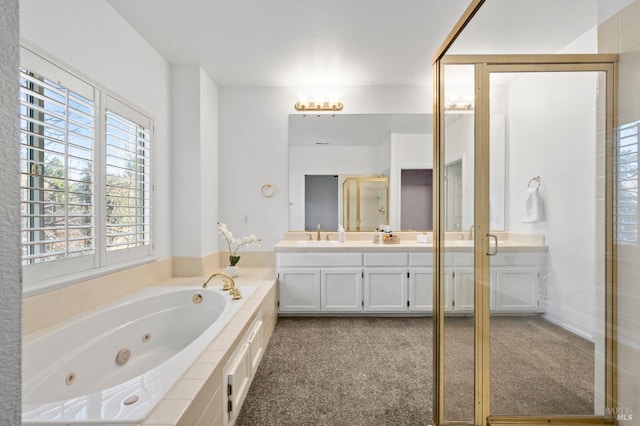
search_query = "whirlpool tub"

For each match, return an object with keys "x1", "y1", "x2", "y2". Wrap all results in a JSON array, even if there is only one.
[{"x1": 22, "y1": 284, "x2": 255, "y2": 424}]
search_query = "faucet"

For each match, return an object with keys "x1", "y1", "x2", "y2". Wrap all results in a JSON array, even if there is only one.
[
  {"x1": 316, "y1": 223, "x2": 321, "y2": 241},
  {"x1": 468, "y1": 224, "x2": 475, "y2": 241},
  {"x1": 202, "y1": 272, "x2": 241, "y2": 299}
]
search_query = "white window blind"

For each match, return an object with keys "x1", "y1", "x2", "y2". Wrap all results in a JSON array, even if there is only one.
[
  {"x1": 19, "y1": 67, "x2": 95, "y2": 265},
  {"x1": 105, "y1": 106, "x2": 152, "y2": 251},
  {"x1": 616, "y1": 120, "x2": 639, "y2": 246},
  {"x1": 19, "y1": 47, "x2": 154, "y2": 290}
]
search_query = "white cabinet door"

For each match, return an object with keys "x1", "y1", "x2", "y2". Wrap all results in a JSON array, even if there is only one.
[
  {"x1": 495, "y1": 267, "x2": 540, "y2": 312},
  {"x1": 364, "y1": 267, "x2": 408, "y2": 312},
  {"x1": 278, "y1": 267, "x2": 321, "y2": 312},
  {"x1": 409, "y1": 267, "x2": 433, "y2": 312},
  {"x1": 247, "y1": 320, "x2": 263, "y2": 377},
  {"x1": 225, "y1": 342, "x2": 252, "y2": 426},
  {"x1": 453, "y1": 267, "x2": 474, "y2": 312},
  {"x1": 321, "y1": 268, "x2": 363, "y2": 312}
]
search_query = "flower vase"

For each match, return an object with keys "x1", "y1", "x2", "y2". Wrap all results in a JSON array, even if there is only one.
[{"x1": 226, "y1": 265, "x2": 239, "y2": 278}]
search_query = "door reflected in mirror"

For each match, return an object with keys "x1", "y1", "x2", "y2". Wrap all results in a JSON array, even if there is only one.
[
  {"x1": 342, "y1": 176, "x2": 389, "y2": 231},
  {"x1": 288, "y1": 113, "x2": 505, "y2": 231}
]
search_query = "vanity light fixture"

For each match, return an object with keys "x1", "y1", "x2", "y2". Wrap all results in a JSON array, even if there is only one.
[{"x1": 294, "y1": 100, "x2": 343, "y2": 112}]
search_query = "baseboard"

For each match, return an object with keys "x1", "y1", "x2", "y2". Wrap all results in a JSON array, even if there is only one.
[{"x1": 542, "y1": 313, "x2": 594, "y2": 342}]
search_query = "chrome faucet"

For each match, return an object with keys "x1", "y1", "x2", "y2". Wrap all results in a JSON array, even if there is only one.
[
  {"x1": 316, "y1": 223, "x2": 321, "y2": 241},
  {"x1": 202, "y1": 272, "x2": 241, "y2": 299},
  {"x1": 469, "y1": 224, "x2": 475, "y2": 241}
]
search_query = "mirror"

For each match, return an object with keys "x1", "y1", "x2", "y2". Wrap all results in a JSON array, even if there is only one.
[{"x1": 288, "y1": 113, "x2": 506, "y2": 231}]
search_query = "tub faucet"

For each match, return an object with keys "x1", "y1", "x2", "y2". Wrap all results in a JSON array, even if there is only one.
[
  {"x1": 202, "y1": 272, "x2": 234, "y2": 289},
  {"x1": 202, "y1": 272, "x2": 241, "y2": 299}
]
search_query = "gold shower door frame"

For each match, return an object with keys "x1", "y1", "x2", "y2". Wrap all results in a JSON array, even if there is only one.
[{"x1": 432, "y1": 55, "x2": 618, "y2": 425}]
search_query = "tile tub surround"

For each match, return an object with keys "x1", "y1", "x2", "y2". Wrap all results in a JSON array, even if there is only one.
[
  {"x1": 23, "y1": 267, "x2": 277, "y2": 426},
  {"x1": 140, "y1": 268, "x2": 277, "y2": 426},
  {"x1": 22, "y1": 251, "x2": 275, "y2": 336},
  {"x1": 22, "y1": 258, "x2": 173, "y2": 336}
]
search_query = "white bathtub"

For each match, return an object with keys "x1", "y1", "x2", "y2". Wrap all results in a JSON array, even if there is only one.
[{"x1": 22, "y1": 284, "x2": 255, "y2": 424}]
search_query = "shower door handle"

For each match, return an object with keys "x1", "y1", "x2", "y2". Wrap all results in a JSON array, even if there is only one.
[{"x1": 487, "y1": 234, "x2": 498, "y2": 256}]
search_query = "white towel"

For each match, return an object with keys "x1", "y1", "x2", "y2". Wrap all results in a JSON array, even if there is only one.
[{"x1": 523, "y1": 187, "x2": 544, "y2": 222}]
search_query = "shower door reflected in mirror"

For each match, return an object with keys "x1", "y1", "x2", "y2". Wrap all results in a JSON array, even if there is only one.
[{"x1": 342, "y1": 176, "x2": 388, "y2": 231}]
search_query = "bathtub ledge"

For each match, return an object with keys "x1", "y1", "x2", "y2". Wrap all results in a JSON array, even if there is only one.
[{"x1": 141, "y1": 267, "x2": 277, "y2": 426}]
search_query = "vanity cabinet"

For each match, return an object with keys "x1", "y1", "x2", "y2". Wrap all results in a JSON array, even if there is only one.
[
  {"x1": 492, "y1": 252, "x2": 545, "y2": 313},
  {"x1": 408, "y1": 253, "x2": 436, "y2": 312},
  {"x1": 494, "y1": 267, "x2": 541, "y2": 312},
  {"x1": 452, "y1": 267, "x2": 475, "y2": 312},
  {"x1": 363, "y1": 253, "x2": 408, "y2": 312},
  {"x1": 408, "y1": 267, "x2": 433, "y2": 312},
  {"x1": 275, "y1": 246, "x2": 546, "y2": 315},
  {"x1": 278, "y1": 268, "x2": 321, "y2": 312},
  {"x1": 277, "y1": 253, "x2": 362, "y2": 313},
  {"x1": 321, "y1": 268, "x2": 363, "y2": 312},
  {"x1": 363, "y1": 268, "x2": 408, "y2": 311}
]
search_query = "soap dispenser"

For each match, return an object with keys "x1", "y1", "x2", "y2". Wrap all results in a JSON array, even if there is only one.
[{"x1": 338, "y1": 225, "x2": 346, "y2": 242}]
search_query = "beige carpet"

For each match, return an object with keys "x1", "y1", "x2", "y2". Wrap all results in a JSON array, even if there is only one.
[{"x1": 235, "y1": 316, "x2": 594, "y2": 426}]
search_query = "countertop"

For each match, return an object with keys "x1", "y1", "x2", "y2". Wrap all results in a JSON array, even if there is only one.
[{"x1": 273, "y1": 239, "x2": 548, "y2": 253}]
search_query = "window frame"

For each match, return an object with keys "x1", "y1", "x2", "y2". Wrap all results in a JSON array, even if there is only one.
[{"x1": 20, "y1": 47, "x2": 156, "y2": 295}]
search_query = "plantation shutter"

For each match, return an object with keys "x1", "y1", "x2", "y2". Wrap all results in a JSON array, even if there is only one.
[
  {"x1": 104, "y1": 96, "x2": 152, "y2": 257},
  {"x1": 19, "y1": 55, "x2": 96, "y2": 266},
  {"x1": 617, "y1": 121, "x2": 639, "y2": 245}
]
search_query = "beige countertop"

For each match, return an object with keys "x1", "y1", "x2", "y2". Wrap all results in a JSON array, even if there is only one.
[{"x1": 273, "y1": 239, "x2": 547, "y2": 253}]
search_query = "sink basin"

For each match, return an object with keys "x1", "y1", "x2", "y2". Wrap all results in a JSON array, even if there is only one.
[{"x1": 296, "y1": 240, "x2": 340, "y2": 246}]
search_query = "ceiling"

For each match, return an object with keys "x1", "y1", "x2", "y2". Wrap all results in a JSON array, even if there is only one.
[
  {"x1": 106, "y1": 0, "x2": 469, "y2": 87},
  {"x1": 107, "y1": 0, "x2": 627, "y2": 88}
]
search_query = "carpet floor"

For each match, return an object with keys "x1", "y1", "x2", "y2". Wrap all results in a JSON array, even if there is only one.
[{"x1": 235, "y1": 316, "x2": 594, "y2": 426}]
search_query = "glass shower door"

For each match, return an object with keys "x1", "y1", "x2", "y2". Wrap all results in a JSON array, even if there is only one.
[{"x1": 486, "y1": 67, "x2": 609, "y2": 417}]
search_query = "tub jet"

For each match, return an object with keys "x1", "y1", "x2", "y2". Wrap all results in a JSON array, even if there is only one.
[
  {"x1": 65, "y1": 372, "x2": 76, "y2": 385},
  {"x1": 123, "y1": 395, "x2": 139, "y2": 405},
  {"x1": 115, "y1": 348, "x2": 131, "y2": 366}
]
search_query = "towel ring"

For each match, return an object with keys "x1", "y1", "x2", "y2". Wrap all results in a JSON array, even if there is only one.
[
  {"x1": 528, "y1": 176, "x2": 541, "y2": 190},
  {"x1": 261, "y1": 183, "x2": 275, "y2": 198}
]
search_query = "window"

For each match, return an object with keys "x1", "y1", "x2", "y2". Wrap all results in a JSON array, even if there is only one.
[
  {"x1": 20, "y1": 68, "x2": 95, "y2": 265},
  {"x1": 616, "y1": 120, "x2": 639, "y2": 246},
  {"x1": 104, "y1": 99, "x2": 152, "y2": 253},
  {"x1": 19, "y1": 48, "x2": 154, "y2": 287}
]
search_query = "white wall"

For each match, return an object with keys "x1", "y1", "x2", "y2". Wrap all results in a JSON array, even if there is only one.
[
  {"x1": 506, "y1": 72, "x2": 599, "y2": 340},
  {"x1": 20, "y1": 0, "x2": 173, "y2": 260},
  {"x1": 0, "y1": 0, "x2": 22, "y2": 422},
  {"x1": 171, "y1": 66, "x2": 219, "y2": 257},
  {"x1": 218, "y1": 85, "x2": 431, "y2": 249}
]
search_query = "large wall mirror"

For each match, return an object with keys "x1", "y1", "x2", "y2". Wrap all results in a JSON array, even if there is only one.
[{"x1": 288, "y1": 113, "x2": 506, "y2": 232}]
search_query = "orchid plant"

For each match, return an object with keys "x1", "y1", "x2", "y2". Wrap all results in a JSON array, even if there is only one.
[{"x1": 217, "y1": 222, "x2": 261, "y2": 266}]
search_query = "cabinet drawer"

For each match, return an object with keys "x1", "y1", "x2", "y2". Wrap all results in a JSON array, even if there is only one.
[
  {"x1": 364, "y1": 252, "x2": 407, "y2": 266},
  {"x1": 277, "y1": 252, "x2": 362, "y2": 267},
  {"x1": 409, "y1": 253, "x2": 433, "y2": 266}
]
